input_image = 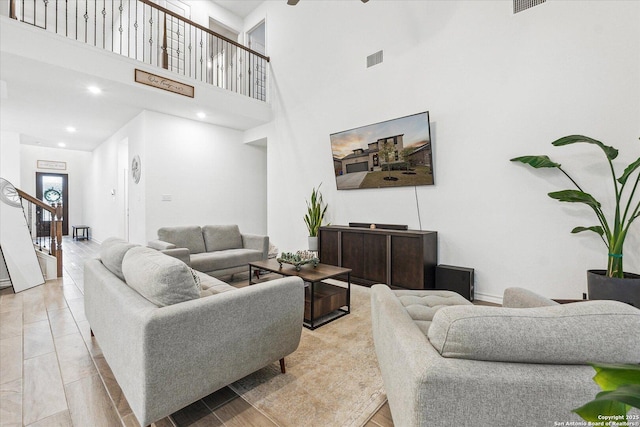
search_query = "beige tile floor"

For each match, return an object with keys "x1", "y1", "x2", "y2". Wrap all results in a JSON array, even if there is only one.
[{"x1": 0, "y1": 238, "x2": 394, "y2": 427}]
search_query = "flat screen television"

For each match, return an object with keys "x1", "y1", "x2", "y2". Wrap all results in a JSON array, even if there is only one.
[{"x1": 330, "y1": 111, "x2": 433, "y2": 190}]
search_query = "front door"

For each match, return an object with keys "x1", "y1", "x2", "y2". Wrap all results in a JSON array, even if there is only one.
[{"x1": 35, "y1": 172, "x2": 69, "y2": 237}]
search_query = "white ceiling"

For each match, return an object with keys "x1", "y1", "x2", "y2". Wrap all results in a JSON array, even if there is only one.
[
  {"x1": 0, "y1": 53, "x2": 143, "y2": 152},
  {"x1": 0, "y1": 1, "x2": 266, "y2": 153}
]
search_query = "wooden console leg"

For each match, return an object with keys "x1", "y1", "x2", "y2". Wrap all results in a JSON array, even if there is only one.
[
  {"x1": 90, "y1": 328, "x2": 94, "y2": 337},
  {"x1": 279, "y1": 358, "x2": 286, "y2": 374}
]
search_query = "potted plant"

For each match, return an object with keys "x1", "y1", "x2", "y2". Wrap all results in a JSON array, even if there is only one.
[
  {"x1": 304, "y1": 184, "x2": 328, "y2": 251},
  {"x1": 511, "y1": 135, "x2": 640, "y2": 306},
  {"x1": 573, "y1": 363, "x2": 640, "y2": 422}
]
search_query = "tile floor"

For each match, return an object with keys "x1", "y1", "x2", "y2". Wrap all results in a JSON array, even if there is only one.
[{"x1": 0, "y1": 237, "x2": 394, "y2": 427}]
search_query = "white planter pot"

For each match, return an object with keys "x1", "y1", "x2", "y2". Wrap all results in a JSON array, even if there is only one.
[{"x1": 308, "y1": 236, "x2": 318, "y2": 251}]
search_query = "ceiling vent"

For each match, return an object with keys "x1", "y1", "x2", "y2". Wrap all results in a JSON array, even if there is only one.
[
  {"x1": 513, "y1": 0, "x2": 546, "y2": 14},
  {"x1": 367, "y1": 50, "x2": 383, "y2": 68}
]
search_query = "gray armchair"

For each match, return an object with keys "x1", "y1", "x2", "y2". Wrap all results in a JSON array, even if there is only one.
[{"x1": 371, "y1": 285, "x2": 640, "y2": 427}]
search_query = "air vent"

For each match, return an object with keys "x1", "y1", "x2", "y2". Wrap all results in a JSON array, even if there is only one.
[
  {"x1": 513, "y1": 0, "x2": 546, "y2": 14},
  {"x1": 367, "y1": 50, "x2": 383, "y2": 68}
]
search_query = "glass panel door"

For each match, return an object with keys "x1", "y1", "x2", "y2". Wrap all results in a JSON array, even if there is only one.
[{"x1": 35, "y1": 172, "x2": 69, "y2": 237}]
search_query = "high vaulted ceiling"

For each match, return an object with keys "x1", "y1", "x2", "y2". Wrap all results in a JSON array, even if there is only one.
[{"x1": 0, "y1": 1, "x2": 270, "y2": 152}]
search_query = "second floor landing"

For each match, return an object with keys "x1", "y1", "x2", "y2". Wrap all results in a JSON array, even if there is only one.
[{"x1": 0, "y1": 14, "x2": 271, "y2": 151}]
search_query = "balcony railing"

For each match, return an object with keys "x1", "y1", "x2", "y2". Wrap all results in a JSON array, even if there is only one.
[{"x1": 10, "y1": 0, "x2": 269, "y2": 101}]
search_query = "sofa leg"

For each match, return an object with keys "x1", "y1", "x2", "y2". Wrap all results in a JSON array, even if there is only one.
[
  {"x1": 90, "y1": 328, "x2": 94, "y2": 337},
  {"x1": 279, "y1": 358, "x2": 286, "y2": 374}
]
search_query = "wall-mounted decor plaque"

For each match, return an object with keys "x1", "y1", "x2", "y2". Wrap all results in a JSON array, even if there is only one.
[
  {"x1": 37, "y1": 160, "x2": 67, "y2": 170},
  {"x1": 135, "y1": 69, "x2": 195, "y2": 98}
]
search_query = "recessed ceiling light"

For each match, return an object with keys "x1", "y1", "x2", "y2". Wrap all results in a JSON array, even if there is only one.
[
  {"x1": 66, "y1": 126, "x2": 76, "y2": 133},
  {"x1": 88, "y1": 85, "x2": 102, "y2": 94},
  {"x1": 197, "y1": 112, "x2": 206, "y2": 119},
  {"x1": 58, "y1": 142, "x2": 66, "y2": 147}
]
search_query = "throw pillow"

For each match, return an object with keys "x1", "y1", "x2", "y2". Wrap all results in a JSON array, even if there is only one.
[
  {"x1": 122, "y1": 246, "x2": 200, "y2": 307},
  {"x1": 100, "y1": 237, "x2": 137, "y2": 281},
  {"x1": 190, "y1": 268, "x2": 202, "y2": 291}
]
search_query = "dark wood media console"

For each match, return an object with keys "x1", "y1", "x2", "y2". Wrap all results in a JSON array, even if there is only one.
[{"x1": 318, "y1": 225, "x2": 437, "y2": 289}]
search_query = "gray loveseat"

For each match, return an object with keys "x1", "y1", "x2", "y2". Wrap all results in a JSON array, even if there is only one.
[
  {"x1": 85, "y1": 238, "x2": 304, "y2": 426},
  {"x1": 148, "y1": 225, "x2": 268, "y2": 278},
  {"x1": 371, "y1": 285, "x2": 640, "y2": 427}
]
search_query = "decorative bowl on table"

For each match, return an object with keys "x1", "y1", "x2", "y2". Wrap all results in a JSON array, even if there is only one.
[{"x1": 277, "y1": 251, "x2": 319, "y2": 271}]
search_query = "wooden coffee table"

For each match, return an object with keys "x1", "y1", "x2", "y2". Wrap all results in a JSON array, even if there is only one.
[{"x1": 249, "y1": 259, "x2": 351, "y2": 330}]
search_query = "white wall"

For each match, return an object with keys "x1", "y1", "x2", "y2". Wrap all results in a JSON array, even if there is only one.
[
  {"x1": 143, "y1": 110, "x2": 267, "y2": 241},
  {"x1": 185, "y1": 0, "x2": 242, "y2": 32},
  {"x1": 0, "y1": 131, "x2": 21, "y2": 185},
  {"x1": 19, "y1": 144, "x2": 91, "y2": 231},
  {"x1": 247, "y1": 0, "x2": 640, "y2": 301},
  {"x1": 87, "y1": 112, "x2": 145, "y2": 244},
  {"x1": 89, "y1": 110, "x2": 267, "y2": 245}
]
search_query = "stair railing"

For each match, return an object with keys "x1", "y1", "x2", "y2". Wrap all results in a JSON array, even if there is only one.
[
  {"x1": 16, "y1": 189, "x2": 63, "y2": 278},
  {"x1": 9, "y1": 0, "x2": 270, "y2": 101}
]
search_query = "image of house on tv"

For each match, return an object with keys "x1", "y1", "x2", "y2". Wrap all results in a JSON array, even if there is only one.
[{"x1": 330, "y1": 112, "x2": 433, "y2": 190}]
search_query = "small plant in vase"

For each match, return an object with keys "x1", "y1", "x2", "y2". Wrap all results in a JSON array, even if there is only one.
[
  {"x1": 304, "y1": 184, "x2": 328, "y2": 252},
  {"x1": 277, "y1": 251, "x2": 320, "y2": 271}
]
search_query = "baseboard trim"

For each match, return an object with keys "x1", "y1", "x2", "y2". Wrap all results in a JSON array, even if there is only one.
[
  {"x1": 0, "y1": 279, "x2": 12, "y2": 290},
  {"x1": 474, "y1": 291, "x2": 503, "y2": 305}
]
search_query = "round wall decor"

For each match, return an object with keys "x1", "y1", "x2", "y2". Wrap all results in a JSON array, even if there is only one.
[
  {"x1": 44, "y1": 188, "x2": 62, "y2": 203},
  {"x1": 131, "y1": 155, "x2": 141, "y2": 184}
]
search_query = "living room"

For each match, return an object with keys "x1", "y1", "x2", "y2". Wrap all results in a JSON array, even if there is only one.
[
  {"x1": 0, "y1": 0, "x2": 639, "y2": 426},
  {"x1": 2, "y1": 0, "x2": 638, "y2": 302}
]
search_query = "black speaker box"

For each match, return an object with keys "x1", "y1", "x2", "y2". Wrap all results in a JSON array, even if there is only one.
[{"x1": 435, "y1": 264, "x2": 474, "y2": 301}]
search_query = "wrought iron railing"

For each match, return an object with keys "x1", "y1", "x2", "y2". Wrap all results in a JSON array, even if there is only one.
[
  {"x1": 10, "y1": 0, "x2": 269, "y2": 101},
  {"x1": 16, "y1": 189, "x2": 63, "y2": 277}
]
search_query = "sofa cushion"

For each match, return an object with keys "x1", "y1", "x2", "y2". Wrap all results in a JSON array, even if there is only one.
[
  {"x1": 100, "y1": 237, "x2": 137, "y2": 281},
  {"x1": 393, "y1": 289, "x2": 472, "y2": 335},
  {"x1": 503, "y1": 287, "x2": 560, "y2": 308},
  {"x1": 122, "y1": 246, "x2": 200, "y2": 307},
  {"x1": 195, "y1": 270, "x2": 237, "y2": 296},
  {"x1": 427, "y1": 301, "x2": 640, "y2": 364},
  {"x1": 158, "y1": 226, "x2": 206, "y2": 254},
  {"x1": 190, "y1": 249, "x2": 263, "y2": 273},
  {"x1": 202, "y1": 225, "x2": 243, "y2": 252}
]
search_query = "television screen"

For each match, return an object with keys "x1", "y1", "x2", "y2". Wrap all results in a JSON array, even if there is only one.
[{"x1": 330, "y1": 111, "x2": 433, "y2": 190}]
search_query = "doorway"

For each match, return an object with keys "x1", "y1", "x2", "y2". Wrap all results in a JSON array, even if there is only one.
[
  {"x1": 209, "y1": 17, "x2": 240, "y2": 91},
  {"x1": 35, "y1": 172, "x2": 69, "y2": 237},
  {"x1": 247, "y1": 20, "x2": 266, "y2": 100}
]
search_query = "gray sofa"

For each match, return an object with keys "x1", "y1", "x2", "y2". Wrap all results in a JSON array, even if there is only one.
[
  {"x1": 85, "y1": 238, "x2": 304, "y2": 426},
  {"x1": 371, "y1": 285, "x2": 640, "y2": 427},
  {"x1": 148, "y1": 225, "x2": 268, "y2": 278}
]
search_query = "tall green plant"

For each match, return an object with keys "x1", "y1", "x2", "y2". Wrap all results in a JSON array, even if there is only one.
[
  {"x1": 511, "y1": 135, "x2": 640, "y2": 278},
  {"x1": 304, "y1": 184, "x2": 328, "y2": 237}
]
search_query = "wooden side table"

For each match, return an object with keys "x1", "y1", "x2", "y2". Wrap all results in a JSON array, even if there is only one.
[{"x1": 72, "y1": 225, "x2": 90, "y2": 241}]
